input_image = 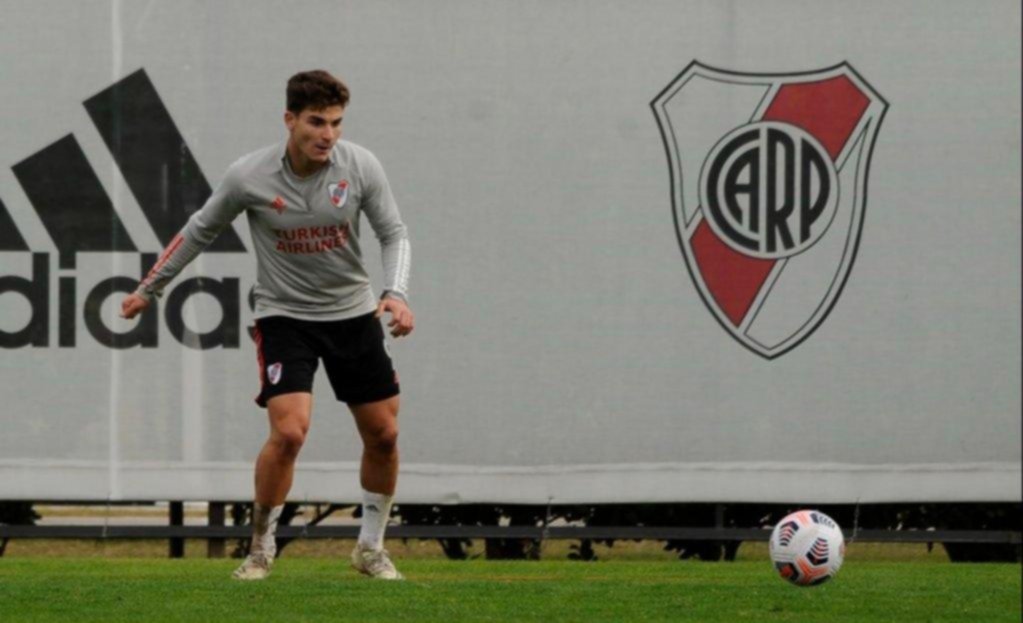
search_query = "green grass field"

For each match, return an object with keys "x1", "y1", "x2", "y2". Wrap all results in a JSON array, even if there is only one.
[{"x1": 0, "y1": 557, "x2": 1019, "y2": 623}]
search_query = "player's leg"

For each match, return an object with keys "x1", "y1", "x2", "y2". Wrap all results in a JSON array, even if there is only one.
[
  {"x1": 321, "y1": 312, "x2": 403, "y2": 579},
  {"x1": 352, "y1": 397, "x2": 400, "y2": 554},
  {"x1": 348, "y1": 396, "x2": 403, "y2": 579},
  {"x1": 256, "y1": 392, "x2": 314, "y2": 507},
  {"x1": 235, "y1": 317, "x2": 318, "y2": 580},
  {"x1": 234, "y1": 392, "x2": 313, "y2": 580},
  {"x1": 351, "y1": 395, "x2": 400, "y2": 496},
  {"x1": 235, "y1": 392, "x2": 312, "y2": 580}
]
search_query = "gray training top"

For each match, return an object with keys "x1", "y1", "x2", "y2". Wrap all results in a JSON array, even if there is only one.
[{"x1": 136, "y1": 140, "x2": 410, "y2": 321}]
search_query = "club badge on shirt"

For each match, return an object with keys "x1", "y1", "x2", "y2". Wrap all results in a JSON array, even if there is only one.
[
  {"x1": 328, "y1": 180, "x2": 349, "y2": 208},
  {"x1": 267, "y1": 362, "x2": 283, "y2": 385}
]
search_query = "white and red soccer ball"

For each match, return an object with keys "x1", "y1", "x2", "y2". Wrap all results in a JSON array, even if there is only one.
[{"x1": 769, "y1": 510, "x2": 845, "y2": 586}]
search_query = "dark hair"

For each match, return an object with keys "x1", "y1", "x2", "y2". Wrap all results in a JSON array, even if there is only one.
[{"x1": 286, "y1": 70, "x2": 350, "y2": 113}]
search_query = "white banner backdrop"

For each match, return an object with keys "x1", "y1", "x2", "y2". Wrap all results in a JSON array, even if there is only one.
[{"x1": 0, "y1": 0, "x2": 1019, "y2": 503}]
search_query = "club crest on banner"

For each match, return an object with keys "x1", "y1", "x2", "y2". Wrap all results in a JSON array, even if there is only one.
[
  {"x1": 328, "y1": 180, "x2": 349, "y2": 208},
  {"x1": 651, "y1": 62, "x2": 888, "y2": 359}
]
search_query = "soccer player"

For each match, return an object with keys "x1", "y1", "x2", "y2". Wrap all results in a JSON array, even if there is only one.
[{"x1": 120, "y1": 70, "x2": 413, "y2": 581}]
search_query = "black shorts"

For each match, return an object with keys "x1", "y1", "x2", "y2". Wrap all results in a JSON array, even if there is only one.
[{"x1": 252, "y1": 313, "x2": 399, "y2": 407}]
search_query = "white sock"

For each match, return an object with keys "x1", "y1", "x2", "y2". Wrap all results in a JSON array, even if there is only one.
[
  {"x1": 357, "y1": 489, "x2": 393, "y2": 551},
  {"x1": 251, "y1": 503, "x2": 283, "y2": 558}
]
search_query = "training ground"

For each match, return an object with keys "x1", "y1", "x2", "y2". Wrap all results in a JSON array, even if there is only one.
[{"x1": 0, "y1": 541, "x2": 1019, "y2": 622}]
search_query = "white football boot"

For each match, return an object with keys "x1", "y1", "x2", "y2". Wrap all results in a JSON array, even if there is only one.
[
  {"x1": 232, "y1": 504, "x2": 282, "y2": 580},
  {"x1": 350, "y1": 543, "x2": 404, "y2": 580},
  {"x1": 232, "y1": 551, "x2": 274, "y2": 580}
]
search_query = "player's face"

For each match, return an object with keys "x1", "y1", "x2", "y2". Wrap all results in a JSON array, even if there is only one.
[{"x1": 285, "y1": 105, "x2": 344, "y2": 164}]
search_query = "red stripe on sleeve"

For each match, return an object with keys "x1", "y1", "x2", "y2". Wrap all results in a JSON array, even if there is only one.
[{"x1": 140, "y1": 233, "x2": 184, "y2": 287}]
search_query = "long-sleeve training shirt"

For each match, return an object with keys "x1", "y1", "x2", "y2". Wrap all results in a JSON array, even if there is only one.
[{"x1": 136, "y1": 140, "x2": 410, "y2": 321}]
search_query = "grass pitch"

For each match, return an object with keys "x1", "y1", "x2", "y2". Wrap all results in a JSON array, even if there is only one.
[{"x1": 0, "y1": 558, "x2": 1019, "y2": 622}]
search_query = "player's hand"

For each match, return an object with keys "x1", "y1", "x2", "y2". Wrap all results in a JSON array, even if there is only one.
[
  {"x1": 120, "y1": 293, "x2": 151, "y2": 319},
  {"x1": 375, "y1": 297, "x2": 414, "y2": 338}
]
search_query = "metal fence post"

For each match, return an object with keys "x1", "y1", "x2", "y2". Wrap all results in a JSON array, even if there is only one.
[
  {"x1": 208, "y1": 502, "x2": 225, "y2": 558},
  {"x1": 169, "y1": 502, "x2": 184, "y2": 558}
]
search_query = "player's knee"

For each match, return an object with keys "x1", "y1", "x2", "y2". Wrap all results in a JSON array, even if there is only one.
[
  {"x1": 272, "y1": 424, "x2": 307, "y2": 458},
  {"x1": 367, "y1": 425, "x2": 398, "y2": 455}
]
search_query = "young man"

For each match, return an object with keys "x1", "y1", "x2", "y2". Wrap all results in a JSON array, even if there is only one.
[{"x1": 120, "y1": 70, "x2": 413, "y2": 581}]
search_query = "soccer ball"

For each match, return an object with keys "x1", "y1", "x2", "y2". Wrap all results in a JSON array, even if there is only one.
[{"x1": 769, "y1": 510, "x2": 845, "y2": 586}]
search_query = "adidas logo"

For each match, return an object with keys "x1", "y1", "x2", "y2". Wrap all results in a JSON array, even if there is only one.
[{"x1": 1, "y1": 69, "x2": 248, "y2": 350}]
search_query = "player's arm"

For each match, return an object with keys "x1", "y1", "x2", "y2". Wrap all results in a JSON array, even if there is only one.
[
  {"x1": 121, "y1": 168, "x2": 245, "y2": 319},
  {"x1": 361, "y1": 151, "x2": 413, "y2": 337}
]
